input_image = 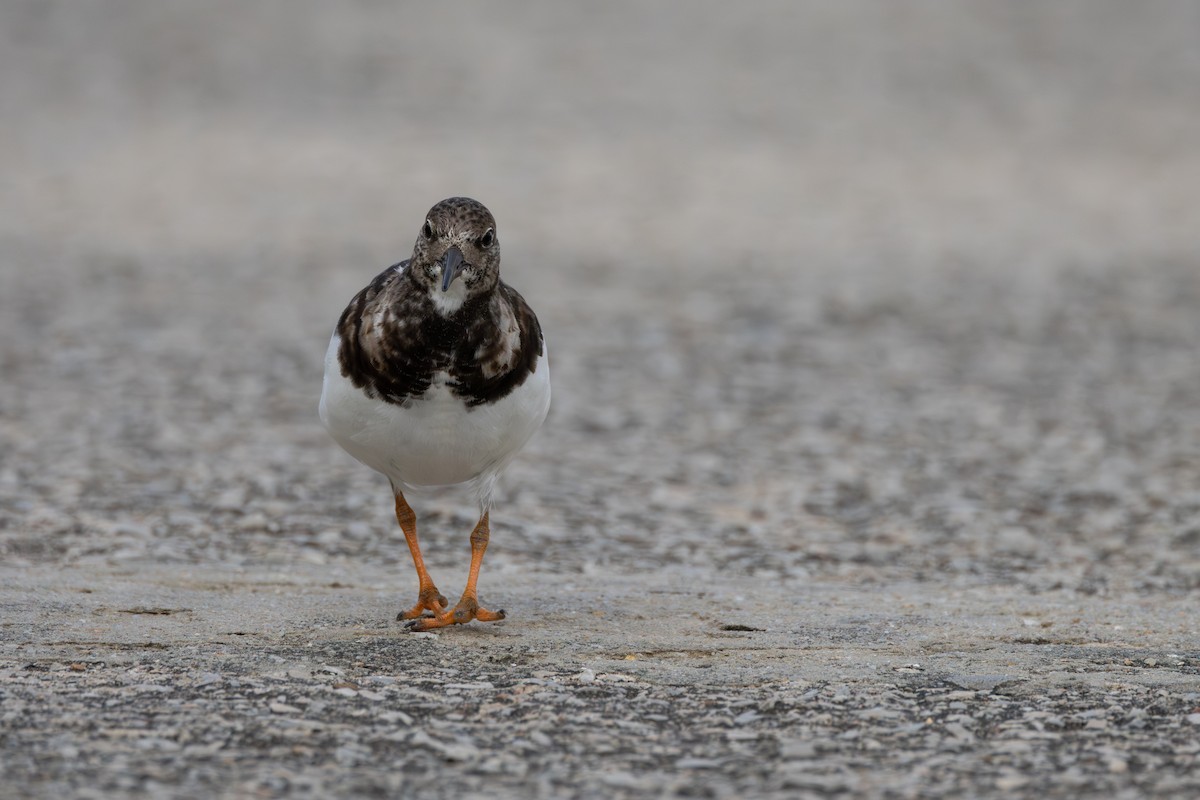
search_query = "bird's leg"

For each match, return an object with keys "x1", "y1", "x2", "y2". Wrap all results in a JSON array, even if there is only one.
[
  {"x1": 407, "y1": 510, "x2": 506, "y2": 632},
  {"x1": 392, "y1": 491, "x2": 448, "y2": 621}
]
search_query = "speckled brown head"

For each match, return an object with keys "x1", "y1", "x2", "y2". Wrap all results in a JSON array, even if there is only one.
[{"x1": 408, "y1": 197, "x2": 501, "y2": 311}]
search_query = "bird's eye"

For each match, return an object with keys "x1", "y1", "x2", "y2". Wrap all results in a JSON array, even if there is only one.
[
  {"x1": 479, "y1": 228, "x2": 495, "y2": 248},
  {"x1": 422, "y1": 220, "x2": 435, "y2": 240}
]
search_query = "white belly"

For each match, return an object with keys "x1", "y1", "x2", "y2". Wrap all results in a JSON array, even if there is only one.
[{"x1": 319, "y1": 333, "x2": 551, "y2": 494}]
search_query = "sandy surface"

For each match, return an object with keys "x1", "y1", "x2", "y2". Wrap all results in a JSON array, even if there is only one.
[{"x1": 2, "y1": 2, "x2": 1200, "y2": 798}]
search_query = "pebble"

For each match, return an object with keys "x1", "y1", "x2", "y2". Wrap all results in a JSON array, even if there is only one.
[
  {"x1": 408, "y1": 730, "x2": 478, "y2": 762},
  {"x1": 363, "y1": 676, "x2": 397, "y2": 685},
  {"x1": 995, "y1": 774, "x2": 1028, "y2": 791},
  {"x1": 602, "y1": 771, "x2": 656, "y2": 789},
  {"x1": 779, "y1": 739, "x2": 817, "y2": 759},
  {"x1": 132, "y1": 684, "x2": 172, "y2": 694}
]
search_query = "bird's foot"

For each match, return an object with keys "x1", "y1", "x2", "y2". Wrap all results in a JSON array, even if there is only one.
[
  {"x1": 404, "y1": 595, "x2": 506, "y2": 632},
  {"x1": 396, "y1": 586, "x2": 448, "y2": 621}
]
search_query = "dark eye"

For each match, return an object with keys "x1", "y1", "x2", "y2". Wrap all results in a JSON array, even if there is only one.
[
  {"x1": 479, "y1": 228, "x2": 495, "y2": 248},
  {"x1": 422, "y1": 220, "x2": 435, "y2": 240}
]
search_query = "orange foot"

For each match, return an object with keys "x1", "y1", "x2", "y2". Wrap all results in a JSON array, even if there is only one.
[
  {"x1": 405, "y1": 596, "x2": 506, "y2": 632},
  {"x1": 396, "y1": 586, "x2": 448, "y2": 621}
]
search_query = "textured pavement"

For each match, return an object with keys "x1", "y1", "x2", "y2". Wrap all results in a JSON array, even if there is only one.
[{"x1": 2, "y1": 2, "x2": 1200, "y2": 798}]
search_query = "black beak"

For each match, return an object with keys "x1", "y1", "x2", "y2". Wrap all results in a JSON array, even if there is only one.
[{"x1": 441, "y1": 246, "x2": 465, "y2": 292}]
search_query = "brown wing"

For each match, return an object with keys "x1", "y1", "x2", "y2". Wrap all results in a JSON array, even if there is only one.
[{"x1": 448, "y1": 282, "x2": 544, "y2": 407}]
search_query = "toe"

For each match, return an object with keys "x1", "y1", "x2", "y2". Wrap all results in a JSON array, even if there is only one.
[
  {"x1": 396, "y1": 607, "x2": 430, "y2": 621},
  {"x1": 395, "y1": 587, "x2": 447, "y2": 621}
]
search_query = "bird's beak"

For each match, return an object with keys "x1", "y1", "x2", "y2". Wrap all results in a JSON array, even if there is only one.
[{"x1": 441, "y1": 246, "x2": 465, "y2": 292}]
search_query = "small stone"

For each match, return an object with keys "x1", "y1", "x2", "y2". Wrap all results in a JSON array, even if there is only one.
[
  {"x1": 364, "y1": 675, "x2": 397, "y2": 685},
  {"x1": 1143, "y1": 658, "x2": 1157, "y2": 667},
  {"x1": 602, "y1": 771, "x2": 656, "y2": 789},
  {"x1": 379, "y1": 710, "x2": 413, "y2": 725},
  {"x1": 946, "y1": 674, "x2": 1020, "y2": 692},
  {"x1": 135, "y1": 737, "x2": 180, "y2": 752},
  {"x1": 779, "y1": 739, "x2": 816, "y2": 759},
  {"x1": 1185, "y1": 714, "x2": 1200, "y2": 726},
  {"x1": 409, "y1": 729, "x2": 478, "y2": 762},
  {"x1": 996, "y1": 774, "x2": 1027, "y2": 790},
  {"x1": 944, "y1": 723, "x2": 974, "y2": 741},
  {"x1": 132, "y1": 684, "x2": 172, "y2": 693},
  {"x1": 269, "y1": 702, "x2": 301, "y2": 714},
  {"x1": 997, "y1": 526, "x2": 1039, "y2": 555},
  {"x1": 195, "y1": 673, "x2": 222, "y2": 687},
  {"x1": 856, "y1": 707, "x2": 901, "y2": 720},
  {"x1": 335, "y1": 744, "x2": 370, "y2": 766}
]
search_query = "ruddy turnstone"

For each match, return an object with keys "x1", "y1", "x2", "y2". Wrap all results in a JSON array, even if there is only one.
[{"x1": 319, "y1": 197, "x2": 550, "y2": 632}]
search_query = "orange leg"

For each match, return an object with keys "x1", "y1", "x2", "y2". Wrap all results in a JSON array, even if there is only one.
[
  {"x1": 392, "y1": 491, "x2": 447, "y2": 621},
  {"x1": 407, "y1": 510, "x2": 506, "y2": 632}
]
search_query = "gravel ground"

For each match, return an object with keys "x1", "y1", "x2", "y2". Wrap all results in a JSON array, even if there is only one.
[{"x1": 3, "y1": 2, "x2": 1200, "y2": 798}]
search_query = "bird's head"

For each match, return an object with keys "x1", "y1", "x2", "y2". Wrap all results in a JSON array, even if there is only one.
[{"x1": 409, "y1": 197, "x2": 501, "y2": 313}]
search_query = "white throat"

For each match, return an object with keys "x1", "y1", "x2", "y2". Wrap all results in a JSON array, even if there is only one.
[{"x1": 430, "y1": 281, "x2": 468, "y2": 315}]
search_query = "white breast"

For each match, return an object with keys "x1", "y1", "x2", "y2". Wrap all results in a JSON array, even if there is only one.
[{"x1": 319, "y1": 333, "x2": 551, "y2": 501}]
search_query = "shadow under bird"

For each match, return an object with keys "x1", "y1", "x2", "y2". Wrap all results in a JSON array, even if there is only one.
[{"x1": 319, "y1": 197, "x2": 551, "y2": 631}]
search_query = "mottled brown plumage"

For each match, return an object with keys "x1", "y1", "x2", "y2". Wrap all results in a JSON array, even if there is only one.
[{"x1": 335, "y1": 260, "x2": 543, "y2": 408}]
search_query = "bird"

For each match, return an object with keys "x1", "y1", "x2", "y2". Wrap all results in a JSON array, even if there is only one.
[{"x1": 319, "y1": 197, "x2": 550, "y2": 632}]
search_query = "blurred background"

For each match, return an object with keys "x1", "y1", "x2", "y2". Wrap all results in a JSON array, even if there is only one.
[{"x1": 2, "y1": 1, "x2": 1199, "y2": 592}]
